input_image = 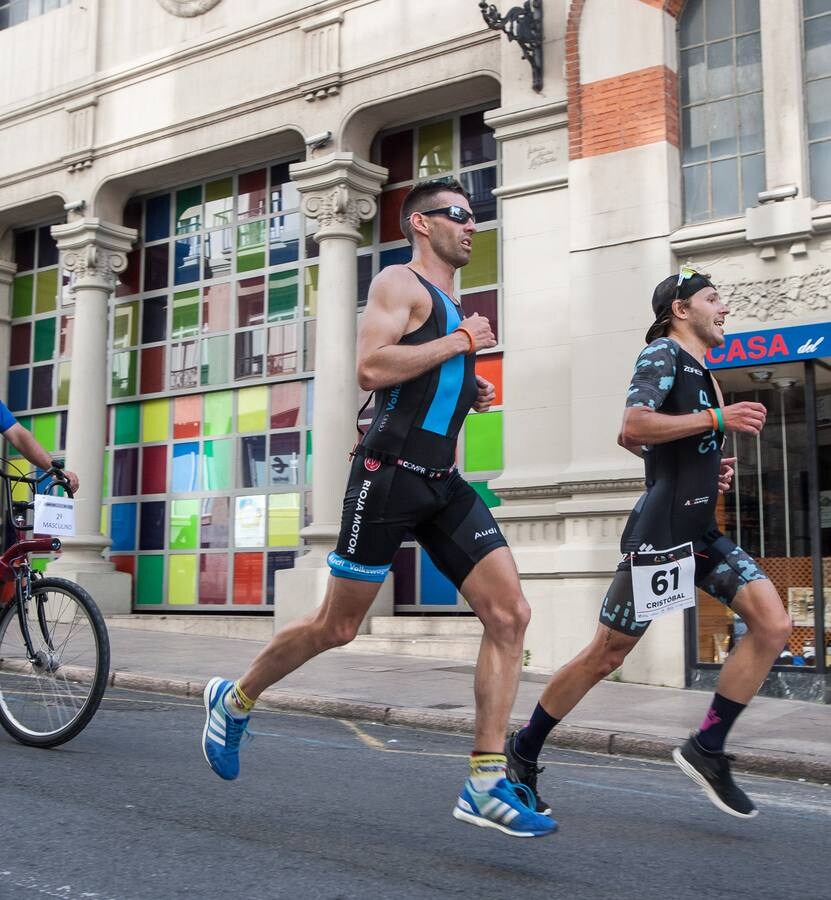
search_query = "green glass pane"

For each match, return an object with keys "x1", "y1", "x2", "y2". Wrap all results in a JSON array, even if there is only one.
[
  {"x1": 102, "y1": 450, "x2": 110, "y2": 498},
  {"x1": 172, "y1": 289, "x2": 199, "y2": 339},
  {"x1": 461, "y1": 229, "x2": 498, "y2": 290},
  {"x1": 237, "y1": 221, "x2": 266, "y2": 272},
  {"x1": 113, "y1": 302, "x2": 139, "y2": 348},
  {"x1": 170, "y1": 499, "x2": 199, "y2": 549},
  {"x1": 176, "y1": 185, "x2": 202, "y2": 234},
  {"x1": 136, "y1": 554, "x2": 164, "y2": 605},
  {"x1": 203, "y1": 438, "x2": 232, "y2": 490},
  {"x1": 31, "y1": 558, "x2": 48, "y2": 573},
  {"x1": 204, "y1": 390, "x2": 232, "y2": 435},
  {"x1": 12, "y1": 274, "x2": 33, "y2": 318},
  {"x1": 358, "y1": 219, "x2": 373, "y2": 248},
  {"x1": 57, "y1": 362, "x2": 71, "y2": 406},
  {"x1": 33, "y1": 317, "x2": 56, "y2": 362},
  {"x1": 464, "y1": 411, "x2": 503, "y2": 472},
  {"x1": 142, "y1": 398, "x2": 169, "y2": 442},
  {"x1": 238, "y1": 385, "x2": 267, "y2": 433},
  {"x1": 268, "y1": 493, "x2": 300, "y2": 546},
  {"x1": 304, "y1": 265, "x2": 319, "y2": 316},
  {"x1": 111, "y1": 350, "x2": 137, "y2": 398},
  {"x1": 168, "y1": 554, "x2": 197, "y2": 604},
  {"x1": 305, "y1": 429, "x2": 312, "y2": 484},
  {"x1": 32, "y1": 413, "x2": 58, "y2": 453},
  {"x1": 35, "y1": 268, "x2": 58, "y2": 313},
  {"x1": 268, "y1": 269, "x2": 299, "y2": 322},
  {"x1": 201, "y1": 335, "x2": 229, "y2": 386},
  {"x1": 471, "y1": 481, "x2": 501, "y2": 508},
  {"x1": 205, "y1": 177, "x2": 234, "y2": 228},
  {"x1": 115, "y1": 403, "x2": 140, "y2": 444},
  {"x1": 417, "y1": 120, "x2": 453, "y2": 177}
]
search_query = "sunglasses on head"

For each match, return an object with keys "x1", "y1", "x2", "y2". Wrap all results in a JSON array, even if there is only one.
[
  {"x1": 675, "y1": 263, "x2": 711, "y2": 298},
  {"x1": 411, "y1": 205, "x2": 476, "y2": 225}
]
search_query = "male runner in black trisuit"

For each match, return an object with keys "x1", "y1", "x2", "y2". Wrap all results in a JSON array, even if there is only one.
[
  {"x1": 505, "y1": 269, "x2": 791, "y2": 820},
  {"x1": 201, "y1": 178, "x2": 555, "y2": 838}
]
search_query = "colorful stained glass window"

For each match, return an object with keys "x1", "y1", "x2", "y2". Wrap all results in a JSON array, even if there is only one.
[
  {"x1": 237, "y1": 385, "x2": 267, "y2": 432},
  {"x1": 270, "y1": 382, "x2": 302, "y2": 428},
  {"x1": 203, "y1": 282, "x2": 230, "y2": 333},
  {"x1": 203, "y1": 439, "x2": 232, "y2": 491},
  {"x1": 233, "y1": 552, "x2": 263, "y2": 604},
  {"x1": 461, "y1": 229, "x2": 498, "y2": 290},
  {"x1": 172, "y1": 289, "x2": 200, "y2": 338},
  {"x1": 464, "y1": 411, "x2": 503, "y2": 472},
  {"x1": 201, "y1": 335, "x2": 230, "y2": 386},
  {"x1": 201, "y1": 497, "x2": 230, "y2": 548},
  {"x1": 172, "y1": 442, "x2": 200, "y2": 492},
  {"x1": 204, "y1": 391, "x2": 232, "y2": 435},
  {"x1": 380, "y1": 130, "x2": 414, "y2": 183},
  {"x1": 205, "y1": 177, "x2": 233, "y2": 228},
  {"x1": 12, "y1": 274, "x2": 33, "y2": 318},
  {"x1": 142, "y1": 398, "x2": 169, "y2": 442},
  {"x1": 170, "y1": 499, "x2": 200, "y2": 548},
  {"x1": 142, "y1": 296, "x2": 168, "y2": 343},
  {"x1": 139, "y1": 501, "x2": 166, "y2": 551},
  {"x1": 10, "y1": 322, "x2": 30, "y2": 365},
  {"x1": 417, "y1": 120, "x2": 453, "y2": 177},
  {"x1": 173, "y1": 395, "x2": 201, "y2": 439},
  {"x1": 200, "y1": 554, "x2": 228, "y2": 604},
  {"x1": 168, "y1": 554, "x2": 197, "y2": 604},
  {"x1": 140, "y1": 346, "x2": 166, "y2": 394},
  {"x1": 142, "y1": 445, "x2": 167, "y2": 494},
  {"x1": 136, "y1": 554, "x2": 165, "y2": 605},
  {"x1": 268, "y1": 270, "x2": 298, "y2": 321},
  {"x1": 35, "y1": 268, "x2": 57, "y2": 313},
  {"x1": 268, "y1": 493, "x2": 300, "y2": 546},
  {"x1": 111, "y1": 503, "x2": 137, "y2": 552},
  {"x1": 235, "y1": 494, "x2": 266, "y2": 547}
]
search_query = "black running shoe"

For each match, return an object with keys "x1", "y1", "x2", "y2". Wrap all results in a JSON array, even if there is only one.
[
  {"x1": 672, "y1": 735, "x2": 758, "y2": 819},
  {"x1": 504, "y1": 731, "x2": 552, "y2": 816}
]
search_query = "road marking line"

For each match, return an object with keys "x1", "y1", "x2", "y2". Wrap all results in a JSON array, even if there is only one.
[{"x1": 339, "y1": 719, "x2": 386, "y2": 750}]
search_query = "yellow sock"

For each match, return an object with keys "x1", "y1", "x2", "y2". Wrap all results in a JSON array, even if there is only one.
[
  {"x1": 225, "y1": 681, "x2": 255, "y2": 718},
  {"x1": 469, "y1": 753, "x2": 507, "y2": 791}
]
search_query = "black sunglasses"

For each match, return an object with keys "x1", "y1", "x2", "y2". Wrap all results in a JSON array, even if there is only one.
[{"x1": 411, "y1": 205, "x2": 476, "y2": 225}]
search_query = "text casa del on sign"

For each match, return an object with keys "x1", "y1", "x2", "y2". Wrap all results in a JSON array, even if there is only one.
[{"x1": 706, "y1": 321, "x2": 831, "y2": 370}]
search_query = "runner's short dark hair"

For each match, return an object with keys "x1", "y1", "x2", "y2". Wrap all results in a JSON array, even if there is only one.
[{"x1": 400, "y1": 178, "x2": 471, "y2": 245}]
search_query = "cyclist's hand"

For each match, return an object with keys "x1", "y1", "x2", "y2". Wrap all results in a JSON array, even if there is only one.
[
  {"x1": 721, "y1": 402, "x2": 767, "y2": 435},
  {"x1": 458, "y1": 313, "x2": 496, "y2": 353},
  {"x1": 62, "y1": 469, "x2": 79, "y2": 494}
]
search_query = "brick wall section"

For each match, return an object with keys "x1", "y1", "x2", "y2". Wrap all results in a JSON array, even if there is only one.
[
  {"x1": 567, "y1": 0, "x2": 684, "y2": 160},
  {"x1": 579, "y1": 65, "x2": 679, "y2": 158}
]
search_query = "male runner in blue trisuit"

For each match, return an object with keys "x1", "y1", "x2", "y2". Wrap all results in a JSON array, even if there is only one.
[
  {"x1": 201, "y1": 179, "x2": 555, "y2": 838},
  {"x1": 505, "y1": 268, "x2": 791, "y2": 820}
]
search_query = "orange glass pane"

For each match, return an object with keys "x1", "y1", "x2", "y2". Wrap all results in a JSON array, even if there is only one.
[
  {"x1": 379, "y1": 187, "x2": 409, "y2": 243},
  {"x1": 475, "y1": 354, "x2": 502, "y2": 407},
  {"x1": 173, "y1": 394, "x2": 201, "y2": 438},
  {"x1": 110, "y1": 555, "x2": 136, "y2": 578},
  {"x1": 233, "y1": 552, "x2": 263, "y2": 605}
]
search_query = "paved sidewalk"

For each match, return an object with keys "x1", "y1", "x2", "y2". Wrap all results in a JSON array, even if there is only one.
[{"x1": 105, "y1": 622, "x2": 831, "y2": 783}]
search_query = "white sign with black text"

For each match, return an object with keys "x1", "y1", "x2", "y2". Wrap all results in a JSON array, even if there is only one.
[
  {"x1": 33, "y1": 495, "x2": 76, "y2": 537},
  {"x1": 631, "y1": 541, "x2": 696, "y2": 623}
]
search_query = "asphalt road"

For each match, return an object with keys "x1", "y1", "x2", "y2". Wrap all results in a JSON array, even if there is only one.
[{"x1": 0, "y1": 689, "x2": 828, "y2": 900}]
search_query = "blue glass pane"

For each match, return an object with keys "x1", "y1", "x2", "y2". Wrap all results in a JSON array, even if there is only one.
[
  {"x1": 145, "y1": 195, "x2": 171, "y2": 242},
  {"x1": 379, "y1": 246, "x2": 412, "y2": 270},
  {"x1": 172, "y1": 441, "x2": 200, "y2": 491},
  {"x1": 269, "y1": 215, "x2": 300, "y2": 265},
  {"x1": 8, "y1": 369, "x2": 28, "y2": 412},
  {"x1": 139, "y1": 500, "x2": 165, "y2": 550},
  {"x1": 419, "y1": 549, "x2": 458, "y2": 605},
  {"x1": 111, "y1": 502, "x2": 137, "y2": 551},
  {"x1": 266, "y1": 550, "x2": 295, "y2": 605},
  {"x1": 174, "y1": 236, "x2": 201, "y2": 285}
]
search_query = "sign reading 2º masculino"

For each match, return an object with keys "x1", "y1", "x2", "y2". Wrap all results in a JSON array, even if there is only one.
[{"x1": 706, "y1": 321, "x2": 831, "y2": 370}]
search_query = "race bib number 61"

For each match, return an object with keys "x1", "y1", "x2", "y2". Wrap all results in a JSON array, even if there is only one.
[{"x1": 631, "y1": 541, "x2": 696, "y2": 623}]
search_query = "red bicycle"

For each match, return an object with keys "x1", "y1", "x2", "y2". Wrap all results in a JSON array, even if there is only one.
[{"x1": 0, "y1": 461, "x2": 109, "y2": 747}]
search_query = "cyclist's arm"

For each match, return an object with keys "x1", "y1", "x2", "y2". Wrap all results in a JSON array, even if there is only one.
[{"x1": 3, "y1": 424, "x2": 79, "y2": 492}]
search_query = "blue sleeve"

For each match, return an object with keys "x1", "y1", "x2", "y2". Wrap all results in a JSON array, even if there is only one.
[
  {"x1": 625, "y1": 338, "x2": 678, "y2": 411},
  {"x1": 0, "y1": 401, "x2": 17, "y2": 434}
]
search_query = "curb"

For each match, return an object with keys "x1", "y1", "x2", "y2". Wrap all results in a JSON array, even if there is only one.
[{"x1": 109, "y1": 670, "x2": 831, "y2": 784}]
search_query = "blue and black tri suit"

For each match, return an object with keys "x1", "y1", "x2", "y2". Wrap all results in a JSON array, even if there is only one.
[
  {"x1": 600, "y1": 337, "x2": 767, "y2": 636},
  {"x1": 328, "y1": 269, "x2": 507, "y2": 587}
]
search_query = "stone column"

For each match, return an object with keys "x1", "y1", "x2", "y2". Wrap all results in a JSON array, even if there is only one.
[
  {"x1": 273, "y1": 153, "x2": 387, "y2": 630},
  {"x1": 47, "y1": 218, "x2": 137, "y2": 614},
  {"x1": 0, "y1": 260, "x2": 16, "y2": 406}
]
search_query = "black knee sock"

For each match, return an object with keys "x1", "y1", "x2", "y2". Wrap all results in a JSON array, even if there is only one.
[
  {"x1": 514, "y1": 703, "x2": 560, "y2": 762},
  {"x1": 695, "y1": 692, "x2": 746, "y2": 754}
]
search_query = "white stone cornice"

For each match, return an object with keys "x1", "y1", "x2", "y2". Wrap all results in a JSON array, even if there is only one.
[
  {"x1": 0, "y1": 260, "x2": 17, "y2": 287},
  {"x1": 51, "y1": 218, "x2": 138, "y2": 291},
  {"x1": 290, "y1": 153, "x2": 387, "y2": 240}
]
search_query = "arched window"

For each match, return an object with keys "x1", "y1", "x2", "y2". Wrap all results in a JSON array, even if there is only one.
[
  {"x1": 804, "y1": 0, "x2": 831, "y2": 200},
  {"x1": 679, "y1": 0, "x2": 765, "y2": 223}
]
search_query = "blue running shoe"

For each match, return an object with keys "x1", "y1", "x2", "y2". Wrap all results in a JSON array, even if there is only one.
[
  {"x1": 452, "y1": 777, "x2": 558, "y2": 837},
  {"x1": 202, "y1": 677, "x2": 249, "y2": 781}
]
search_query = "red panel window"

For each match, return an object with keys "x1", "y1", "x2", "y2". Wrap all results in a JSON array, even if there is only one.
[
  {"x1": 140, "y1": 346, "x2": 166, "y2": 394},
  {"x1": 233, "y1": 552, "x2": 263, "y2": 605},
  {"x1": 110, "y1": 555, "x2": 136, "y2": 578},
  {"x1": 173, "y1": 394, "x2": 201, "y2": 439},
  {"x1": 141, "y1": 445, "x2": 167, "y2": 495},
  {"x1": 10, "y1": 323, "x2": 31, "y2": 366},
  {"x1": 238, "y1": 170, "x2": 267, "y2": 219},
  {"x1": 379, "y1": 187, "x2": 410, "y2": 243}
]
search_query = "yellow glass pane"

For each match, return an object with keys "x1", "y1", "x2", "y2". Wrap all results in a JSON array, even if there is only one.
[
  {"x1": 35, "y1": 269, "x2": 58, "y2": 313},
  {"x1": 100, "y1": 505, "x2": 107, "y2": 535},
  {"x1": 304, "y1": 265, "x2": 319, "y2": 316},
  {"x1": 460, "y1": 229, "x2": 498, "y2": 290},
  {"x1": 57, "y1": 362, "x2": 71, "y2": 405},
  {"x1": 268, "y1": 493, "x2": 300, "y2": 546},
  {"x1": 142, "y1": 398, "x2": 169, "y2": 443},
  {"x1": 168, "y1": 554, "x2": 197, "y2": 605},
  {"x1": 237, "y1": 385, "x2": 267, "y2": 433},
  {"x1": 417, "y1": 120, "x2": 453, "y2": 177}
]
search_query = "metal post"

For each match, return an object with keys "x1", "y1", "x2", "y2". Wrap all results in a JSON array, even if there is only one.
[{"x1": 804, "y1": 361, "x2": 826, "y2": 675}]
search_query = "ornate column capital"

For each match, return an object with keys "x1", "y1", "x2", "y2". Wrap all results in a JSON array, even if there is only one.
[
  {"x1": 290, "y1": 153, "x2": 387, "y2": 241},
  {"x1": 51, "y1": 218, "x2": 138, "y2": 292}
]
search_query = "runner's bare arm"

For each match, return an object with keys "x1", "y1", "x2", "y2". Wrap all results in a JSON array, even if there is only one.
[
  {"x1": 356, "y1": 266, "x2": 494, "y2": 391},
  {"x1": 621, "y1": 401, "x2": 767, "y2": 446}
]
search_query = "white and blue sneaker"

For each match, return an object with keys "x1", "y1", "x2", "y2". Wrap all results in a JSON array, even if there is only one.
[
  {"x1": 202, "y1": 677, "x2": 249, "y2": 781},
  {"x1": 453, "y1": 777, "x2": 558, "y2": 837}
]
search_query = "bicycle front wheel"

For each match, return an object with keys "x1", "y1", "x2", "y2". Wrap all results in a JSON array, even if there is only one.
[{"x1": 0, "y1": 577, "x2": 110, "y2": 747}]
